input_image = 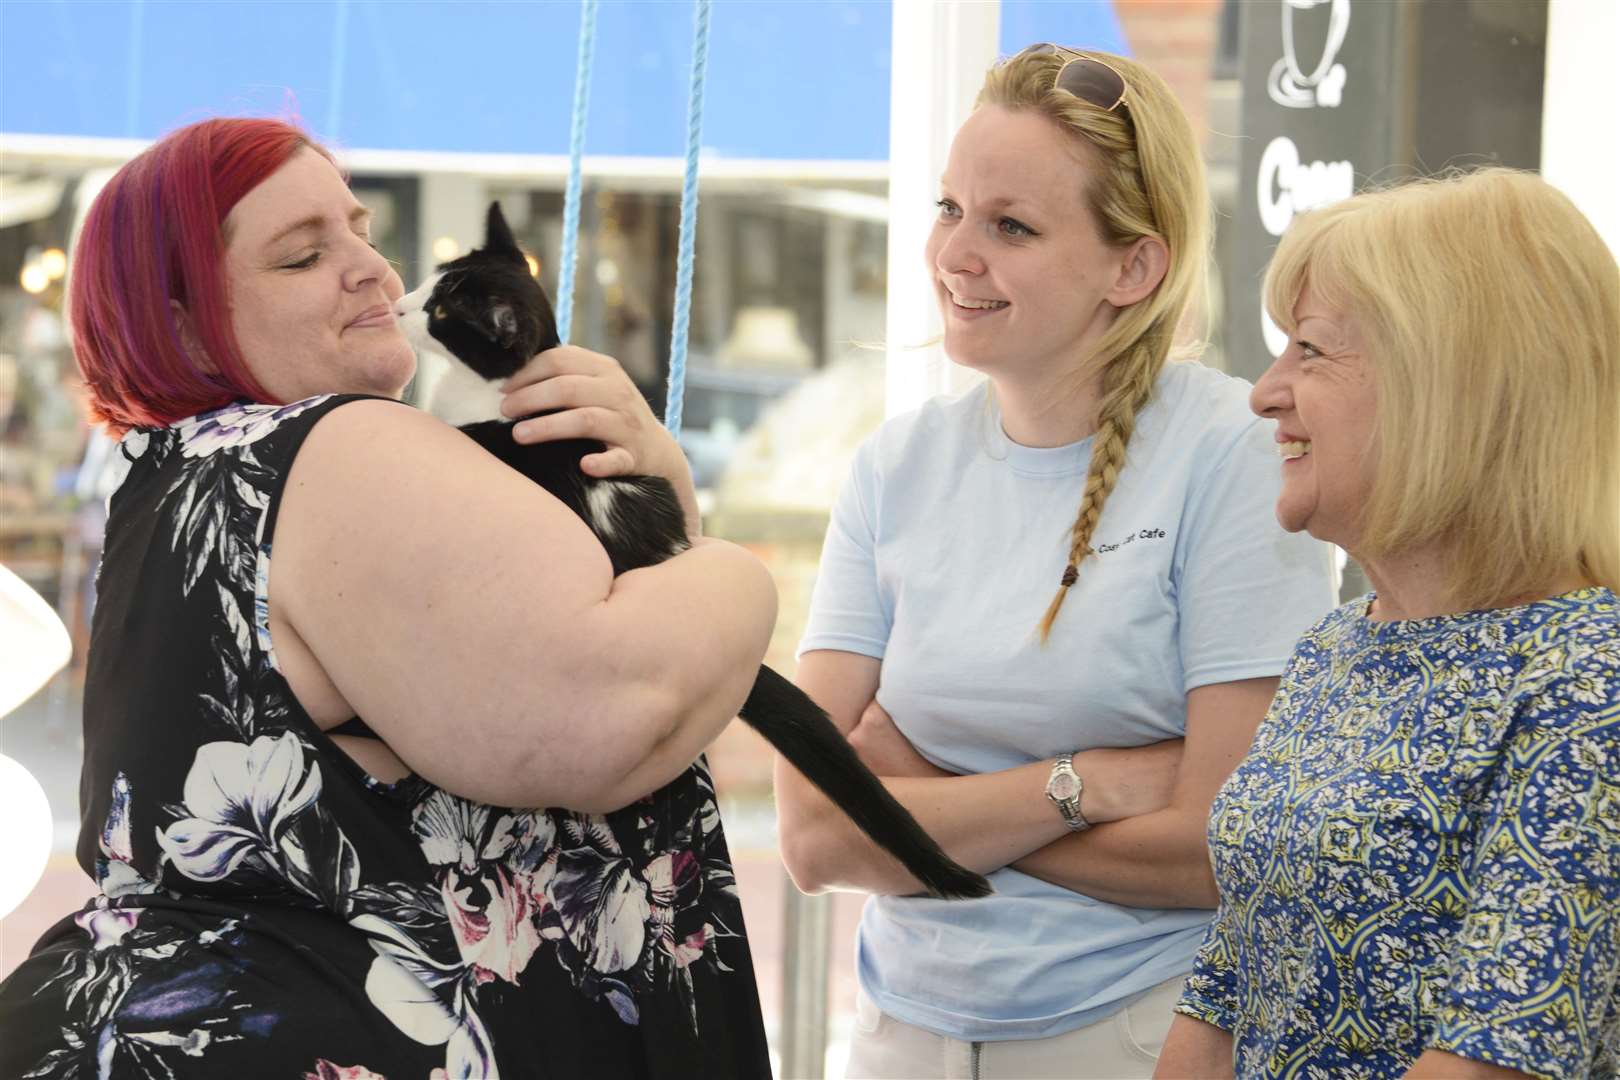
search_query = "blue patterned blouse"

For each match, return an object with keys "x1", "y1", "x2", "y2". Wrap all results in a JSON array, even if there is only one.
[{"x1": 1177, "y1": 588, "x2": 1620, "y2": 1079}]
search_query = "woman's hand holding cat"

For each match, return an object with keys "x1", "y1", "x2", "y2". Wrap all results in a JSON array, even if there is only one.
[
  {"x1": 501, "y1": 345, "x2": 702, "y2": 537},
  {"x1": 849, "y1": 701, "x2": 954, "y2": 779}
]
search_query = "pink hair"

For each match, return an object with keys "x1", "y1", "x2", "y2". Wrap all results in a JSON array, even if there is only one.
[{"x1": 69, "y1": 118, "x2": 332, "y2": 435}]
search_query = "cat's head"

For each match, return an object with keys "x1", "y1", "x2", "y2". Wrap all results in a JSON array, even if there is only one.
[{"x1": 394, "y1": 201, "x2": 560, "y2": 382}]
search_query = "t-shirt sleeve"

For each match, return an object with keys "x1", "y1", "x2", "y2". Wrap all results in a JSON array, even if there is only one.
[
  {"x1": 1427, "y1": 623, "x2": 1620, "y2": 1078},
  {"x1": 796, "y1": 439, "x2": 891, "y2": 660},
  {"x1": 1173, "y1": 417, "x2": 1338, "y2": 692}
]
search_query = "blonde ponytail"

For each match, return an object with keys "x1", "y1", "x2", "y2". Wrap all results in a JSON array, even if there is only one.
[
  {"x1": 1037, "y1": 341, "x2": 1161, "y2": 640},
  {"x1": 977, "y1": 48, "x2": 1210, "y2": 642}
]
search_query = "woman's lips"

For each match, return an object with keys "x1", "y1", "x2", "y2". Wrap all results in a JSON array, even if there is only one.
[
  {"x1": 944, "y1": 290, "x2": 1009, "y2": 321},
  {"x1": 347, "y1": 304, "x2": 396, "y2": 329}
]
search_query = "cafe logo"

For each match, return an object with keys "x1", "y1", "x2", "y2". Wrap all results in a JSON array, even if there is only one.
[{"x1": 1268, "y1": 0, "x2": 1351, "y2": 109}]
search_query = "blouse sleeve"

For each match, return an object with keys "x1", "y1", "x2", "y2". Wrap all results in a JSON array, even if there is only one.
[
  {"x1": 1427, "y1": 622, "x2": 1620, "y2": 1077},
  {"x1": 1172, "y1": 417, "x2": 1339, "y2": 693},
  {"x1": 796, "y1": 439, "x2": 890, "y2": 661},
  {"x1": 1174, "y1": 903, "x2": 1243, "y2": 1033}
]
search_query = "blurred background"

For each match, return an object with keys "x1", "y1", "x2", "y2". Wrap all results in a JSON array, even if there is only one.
[{"x1": 1, "y1": 0, "x2": 1613, "y2": 1075}]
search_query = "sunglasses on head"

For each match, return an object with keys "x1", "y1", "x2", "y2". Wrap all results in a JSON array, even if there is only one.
[{"x1": 1022, "y1": 43, "x2": 1129, "y2": 115}]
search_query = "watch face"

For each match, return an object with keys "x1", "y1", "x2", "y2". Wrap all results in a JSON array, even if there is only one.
[{"x1": 1049, "y1": 773, "x2": 1081, "y2": 801}]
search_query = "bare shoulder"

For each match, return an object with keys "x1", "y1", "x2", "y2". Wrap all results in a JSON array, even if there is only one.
[
  {"x1": 280, "y1": 398, "x2": 573, "y2": 533},
  {"x1": 272, "y1": 395, "x2": 612, "y2": 634},
  {"x1": 288, "y1": 396, "x2": 488, "y2": 479}
]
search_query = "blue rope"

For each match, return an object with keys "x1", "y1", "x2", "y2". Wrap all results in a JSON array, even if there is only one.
[
  {"x1": 663, "y1": 0, "x2": 711, "y2": 438},
  {"x1": 324, "y1": 0, "x2": 351, "y2": 141},
  {"x1": 556, "y1": 0, "x2": 599, "y2": 345},
  {"x1": 124, "y1": 0, "x2": 146, "y2": 138}
]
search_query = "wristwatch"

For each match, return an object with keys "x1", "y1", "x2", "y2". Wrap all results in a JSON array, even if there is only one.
[{"x1": 1045, "y1": 753, "x2": 1092, "y2": 832}]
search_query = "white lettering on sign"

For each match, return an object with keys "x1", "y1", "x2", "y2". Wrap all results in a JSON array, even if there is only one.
[
  {"x1": 1256, "y1": 136, "x2": 1357, "y2": 355},
  {"x1": 1258, "y1": 136, "x2": 1355, "y2": 237}
]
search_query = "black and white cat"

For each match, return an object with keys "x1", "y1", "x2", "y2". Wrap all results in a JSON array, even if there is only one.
[{"x1": 394, "y1": 202, "x2": 989, "y2": 900}]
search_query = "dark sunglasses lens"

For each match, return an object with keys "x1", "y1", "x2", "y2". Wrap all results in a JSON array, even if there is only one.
[{"x1": 1056, "y1": 59, "x2": 1125, "y2": 111}]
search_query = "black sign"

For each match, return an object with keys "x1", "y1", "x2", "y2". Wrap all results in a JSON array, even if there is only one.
[{"x1": 1225, "y1": 0, "x2": 1547, "y2": 384}]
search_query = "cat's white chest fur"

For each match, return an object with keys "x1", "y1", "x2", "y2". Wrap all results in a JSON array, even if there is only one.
[{"x1": 418, "y1": 354, "x2": 505, "y2": 427}]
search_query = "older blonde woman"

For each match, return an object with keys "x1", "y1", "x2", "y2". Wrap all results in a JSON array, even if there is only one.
[{"x1": 1157, "y1": 169, "x2": 1620, "y2": 1079}]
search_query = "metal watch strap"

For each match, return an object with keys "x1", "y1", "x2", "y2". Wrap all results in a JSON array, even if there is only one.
[{"x1": 1046, "y1": 752, "x2": 1092, "y2": 832}]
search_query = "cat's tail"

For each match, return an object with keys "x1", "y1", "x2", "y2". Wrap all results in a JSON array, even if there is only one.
[{"x1": 740, "y1": 666, "x2": 992, "y2": 900}]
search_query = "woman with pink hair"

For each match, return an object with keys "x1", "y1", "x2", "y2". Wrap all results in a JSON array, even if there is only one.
[{"x1": 0, "y1": 117, "x2": 778, "y2": 1079}]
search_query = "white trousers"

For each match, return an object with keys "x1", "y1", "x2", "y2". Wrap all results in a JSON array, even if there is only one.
[{"x1": 840, "y1": 974, "x2": 1186, "y2": 1080}]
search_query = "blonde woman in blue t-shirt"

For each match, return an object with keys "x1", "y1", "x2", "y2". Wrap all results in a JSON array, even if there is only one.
[{"x1": 773, "y1": 46, "x2": 1337, "y2": 1078}]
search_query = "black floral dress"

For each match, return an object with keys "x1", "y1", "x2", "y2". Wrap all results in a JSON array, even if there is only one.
[{"x1": 0, "y1": 396, "x2": 772, "y2": 1080}]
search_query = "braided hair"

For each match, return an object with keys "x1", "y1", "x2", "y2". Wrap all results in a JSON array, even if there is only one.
[{"x1": 976, "y1": 50, "x2": 1211, "y2": 641}]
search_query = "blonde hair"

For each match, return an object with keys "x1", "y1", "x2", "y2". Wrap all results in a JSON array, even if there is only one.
[
  {"x1": 1264, "y1": 168, "x2": 1620, "y2": 605},
  {"x1": 977, "y1": 49, "x2": 1212, "y2": 640}
]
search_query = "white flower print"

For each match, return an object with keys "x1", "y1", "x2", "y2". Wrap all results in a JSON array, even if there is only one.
[
  {"x1": 119, "y1": 427, "x2": 152, "y2": 462},
  {"x1": 353, "y1": 911, "x2": 498, "y2": 1079},
  {"x1": 73, "y1": 903, "x2": 142, "y2": 951},
  {"x1": 156, "y1": 731, "x2": 322, "y2": 882},
  {"x1": 440, "y1": 869, "x2": 541, "y2": 986},
  {"x1": 97, "y1": 774, "x2": 161, "y2": 899},
  {"x1": 412, "y1": 791, "x2": 547, "y2": 985},
  {"x1": 103, "y1": 772, "x2": 134, "y2": 862},
  {"x1": 413, "y1": 791, "x2": 520, "y2": 872},
  {"x1": 547, "y1": 819, "x2": 651, "y2": 978},
  {"x1": 124, "y1": 1027, "x2": 214, "y2": 1057},
  {"x1": 174, "y1": 398, "x2": 329, "y2": 459},
  {"x1": 644, "y1": 851, "x2": 707, "y2": 970}
]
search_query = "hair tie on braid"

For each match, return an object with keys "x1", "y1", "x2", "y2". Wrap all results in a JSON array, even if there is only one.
[{"x1": 1060, "y1": 563, "x2": 1078, "y2": 587}]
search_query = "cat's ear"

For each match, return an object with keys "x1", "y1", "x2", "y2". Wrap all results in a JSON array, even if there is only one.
[
  {"x1": 485, "y1": 303, "x2": 519, "y2": 346},
  {"x1": 484, "y1": 202, "x2": 520, "y2": 256}
]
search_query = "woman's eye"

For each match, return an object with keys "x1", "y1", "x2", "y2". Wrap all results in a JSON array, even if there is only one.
[
  {"x1": 998, "y1": 218, "x2": 1034, "y2": 238},
  {"x1": 934, "y1": 199, "x2": 960, "y2": 219},
  {"x1": 283, "y1": 252, "x2": 320, "y2": 270},
  {"x1": 1296, "y1": 340, "x2": 1323, "y2": 360}
]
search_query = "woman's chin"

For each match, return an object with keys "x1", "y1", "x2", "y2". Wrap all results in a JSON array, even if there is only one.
[
  {"x1": 940, "y1": 335, "x2": 1002, "y2": 373},
  {"x1": 372, "y1": 348, "x2": 418, "y2": 398},
  {"x1": 1273, "y1": 495, "x2": 1315, "y2": 536}
]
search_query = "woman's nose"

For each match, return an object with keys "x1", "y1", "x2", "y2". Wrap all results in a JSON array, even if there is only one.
[
  {"x1": 933, "y1": 223, "x2": 985, "y2": 277},
  {"x1": 343, "y1": 236, "x2": 395, "y2": 293},
  {"x1": 1249, "y1": 356, "x2": 1294, "y2": 418}
]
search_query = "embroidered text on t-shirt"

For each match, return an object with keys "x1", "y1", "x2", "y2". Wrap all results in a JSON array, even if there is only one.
[{"x1": 1096, "y1": 527, "x2": 1167, "y2": 554}]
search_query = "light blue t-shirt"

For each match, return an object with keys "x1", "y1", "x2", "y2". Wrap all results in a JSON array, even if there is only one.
[{"x1": 798, "y1": 360, "x2": 1339, "y2": 1041}]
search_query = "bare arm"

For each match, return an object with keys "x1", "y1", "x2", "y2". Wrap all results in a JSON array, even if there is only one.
[
  {"x1": 1154, "y1": 1015, "x2": 1234, "y2": 1079},
  {"x1": 273, "y1": 400, "x2": 775, "y2": 811},
  {"x1": 1011, "y1": 676, "x2": 1278, "y2": 909},
  {"x1": 773, "y1": 650, "x2": 1179, "y2": 895}
]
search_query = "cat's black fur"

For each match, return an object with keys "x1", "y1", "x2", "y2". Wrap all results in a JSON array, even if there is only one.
[{"x1": 396, "y1": 202, "x2": 990, "y2": 900}]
